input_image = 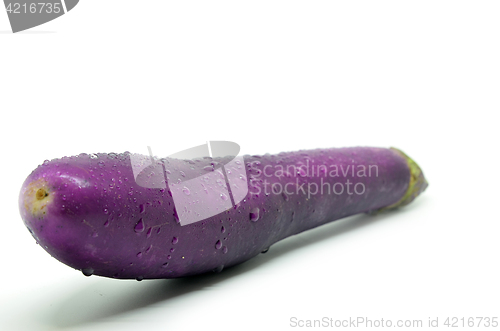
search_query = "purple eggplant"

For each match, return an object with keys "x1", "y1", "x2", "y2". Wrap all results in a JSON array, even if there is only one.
[{"x1": 19, "y1": 147, "x2": 427, "y2": 280}]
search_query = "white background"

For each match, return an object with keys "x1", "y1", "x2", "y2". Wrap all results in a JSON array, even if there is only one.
[{"x1": 1, "y1": 1, "x2": 499, "y2": 330}]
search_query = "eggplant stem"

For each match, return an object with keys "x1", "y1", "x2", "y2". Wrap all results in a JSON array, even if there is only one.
[{"x1": 371, "y1": 148, "x2": 428, "y2": 214}]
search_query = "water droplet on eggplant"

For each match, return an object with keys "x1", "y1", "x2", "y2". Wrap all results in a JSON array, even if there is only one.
[
  {"x1": 134, "y1": 219, "x2": 145, "y2": 233},
  {"x1": 249, "y1": 207, "x2": 260, "y2": 222},
  {"x1": 82, "y1": 268, "x2": 94, "y2": 277},
  {"x1": 212, "y1": 265, "x2": 224, "y2": 273}
]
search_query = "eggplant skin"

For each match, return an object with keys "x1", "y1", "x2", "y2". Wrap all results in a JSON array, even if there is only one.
[{"x1": 19, "y1": 147, "x2": 427, "y2": 280}]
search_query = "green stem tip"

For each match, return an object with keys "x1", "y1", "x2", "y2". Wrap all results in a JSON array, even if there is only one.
[{"x1": 372, "y1": 148, "x2": 429, "y2": 214}]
